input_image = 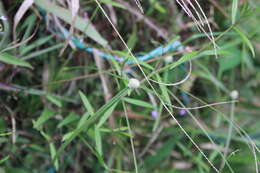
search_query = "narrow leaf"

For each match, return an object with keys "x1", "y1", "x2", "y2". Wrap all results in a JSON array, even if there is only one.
[
  {"x1": 234, "y1": 27, "x2": 255, "y2": 57},
  {"x1": 55, "y1": 88, "x2": 128, "y2": 161},
  {"x1": 58, "y1": 112, "x2": 79, "y2": 128},
  {"x1": 62, "y1": 131, "x2": 74, "y2": 142},
  {"x1": 170, "y1": 51, "x2": 198, "y2": 70},
  {"x1": 33, "y1": 109, "x2": 56, "y2": 130},
  {"x1": 79, "y1": 91, "x2": 94, "y2": 115},
  {"x1": 100, "y1": 0, "x2": 126, "y2": 9},
  {"x1": 77, "y1": 112, "x2": 90, "y2": 129},
  {"x1": 0, "y1": 155, "x2": 9, "y2": 164},
  {"x1": 47, "y1": 95, "x2": 62, "y2": 107},
  {"x1": 231, "y1": 0, "x2": 238, "y2": 24},
  {"x1": 34, "y1": 0, "x2": 108, "y2": 46},
  {"x1": 21, "y1": 35, "x2": 54, "y2": 55},
  {"x1": 13, "y1": 0, "x2": 34, "y2": 37},
  {"x1": 94, "y1": 126, "x2": 103, "y2": 156},
  {"x1": 97, "y1": 102, "x2": 118, "y2": 128},
  {"x1": 123, "y1": 97, "x2": 154, "y2": 109},
  {"x1": 41, "y1": 132, "x2": 59, "y2": 170},
  {"x1": 0, "y1": 52, "x2": 33, "y2": 69}
]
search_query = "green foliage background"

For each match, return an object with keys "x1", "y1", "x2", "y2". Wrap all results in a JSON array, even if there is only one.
[{"x1": 0, "y1": 0, "x2": 260, "y2": 172}]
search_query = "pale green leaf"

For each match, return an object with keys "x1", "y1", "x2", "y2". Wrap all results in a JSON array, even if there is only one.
[
  {"x1": 33, "y1": 109, "x2": 56, "y2": 130},
  {"x1": 0, "y1": 155, "x2": 9, "y2": 164},
  {"x1": 58, "y1": 112, "x2": 79, "y2": 128},
  {"x1": 77, "y1": 112, "x2": 90, "y2": 129},
  {"x1": 34, "y1": 0, "x2": 108, "y2": 46},
  {"x1": 124, "y1": 97, "x2": 154, "y2": 109},
  {"x1": 62, "y1": 131, "x2": 74, "y2": 142},
  {"x1": 97, "y1": 102, "x2": 118, "y2": 128},
  {"x1": 231, "y1": 0, "x2": 238, "y2": 24},
  {"x1": 0, "y1": 52, "x2": 33, "y2": 69},
  {"x1": 100, "y1": 0, "x2": 126, "y2": 9},
  {"x1": 94, "y1": 126, "x2": 102, "y2": 156},
  {"x1": 41, "y1": 132, "x2": 59, "y2": 170},
  {"x1": 234, "y1": 27, "x2": 255, "y2": 57},
  {"x1": 79, "y1": 91, "x2": 94, "y2": 115},
  {"x1": 170, "y1": 51, "x2": 198, "y2": 70},
  {"x1": 55, "y1": 88, "x2": 128, "y2": 161},
  {"x1": 47, "y1": 95, "x2": 62, "y2": 107}
]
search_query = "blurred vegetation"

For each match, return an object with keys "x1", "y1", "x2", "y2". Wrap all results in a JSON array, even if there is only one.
[{"x1": 0, "y1": 0, "x2": 260, "y2": 172}]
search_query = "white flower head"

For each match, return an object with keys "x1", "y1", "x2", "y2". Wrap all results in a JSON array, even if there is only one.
[
  {"x1": 164, "y1": 55, "x2": 173, "y2": 64},
  {"x1": 230, "y1": 90, "x2": 239, "y2": 100},
  {"x1": 0, "y1": 16, "x2": 7, "y2": 21},
  {"x1": 128, "y1": 78, "x2": 140, "y2": 89}
]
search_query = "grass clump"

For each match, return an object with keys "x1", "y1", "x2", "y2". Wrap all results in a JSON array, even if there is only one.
[{"x1": 0, "y1": 0, "x2": 260, "y2": 172}]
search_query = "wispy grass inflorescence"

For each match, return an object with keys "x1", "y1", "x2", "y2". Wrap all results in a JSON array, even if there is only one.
[{"x1": 176, "y1": 0, "x2": 218, "y2": 58}]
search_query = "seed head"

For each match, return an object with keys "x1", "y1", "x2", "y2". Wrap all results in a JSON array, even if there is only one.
[
  {"x1": 128, "y1": 78, "x2": 140, "y2": 89},
  {"x1": 164, "y1": 55, "x2": 173, "y2": 64},
  {"x1": 0, "y1": 16, "x2": 7, "y2": 21},
  {"x1": 230, "y1": 90, "x2": 239, "y2": 100}
]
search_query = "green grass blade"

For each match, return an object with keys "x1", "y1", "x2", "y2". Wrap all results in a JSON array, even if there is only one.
[
  {"x1": 232, "y1": 0, "x2": 238, "y2": 24},
  {"x1": 34, "y1": 0, "x2": 108, "y2": 46},
  {"x1": 94, "y1": 125, "x2": 103, "y2": 156},
  {"x1": 0, "y1": 52, "x2": 33, "y2": 69},
  {"x1": 21, "y1": 43, "x2": 63, "y2": 60},
  {"x1": 41, "y1": 131, "x2": 59, "y2": 170},
  {"x1": 55, "y1": 87, "x2": 129, "y2": 161},
  {"x1": 100, "y1": 0, "x2": 126, "y2": 9},
  {"x1": 46, "y1": 95, "x2": 62, "y2": 108},
  {"x1": 20, "y1": 35, "x2": 54, "y2": 55},
  {"x1": 234, "y1": 27, "x2": 255, "y2": 57},
  {"x1": 97, "y1": 102, "x2": 118, "y2": 128},
  {"x1": 123, "y1": 97, "x2": 154, "y2": 109},
  {"x1": 57, "y1": 112, "x2": 79, "y2": 128},
  {"x1": 33, "y1": 109, "x2": 56, "y2": 130},
  {"x1": 0, "y1": 155, "x2": 9, "y2": 164},
  {"x1": 170, "y1": 51, "x2": 198, "y2": 70},
  {"x1": 79, "y1": 90, "x2": 95, "y2": 115}
]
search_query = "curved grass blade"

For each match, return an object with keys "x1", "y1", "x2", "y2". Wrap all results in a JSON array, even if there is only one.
[{"x1": 234, "y1": 27, "x2": 255, "y2": 57}]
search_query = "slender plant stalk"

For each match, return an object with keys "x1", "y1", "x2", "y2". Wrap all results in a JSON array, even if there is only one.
[{"x1": 122, "y1": 101, "x2": 139, "y2": 173}]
